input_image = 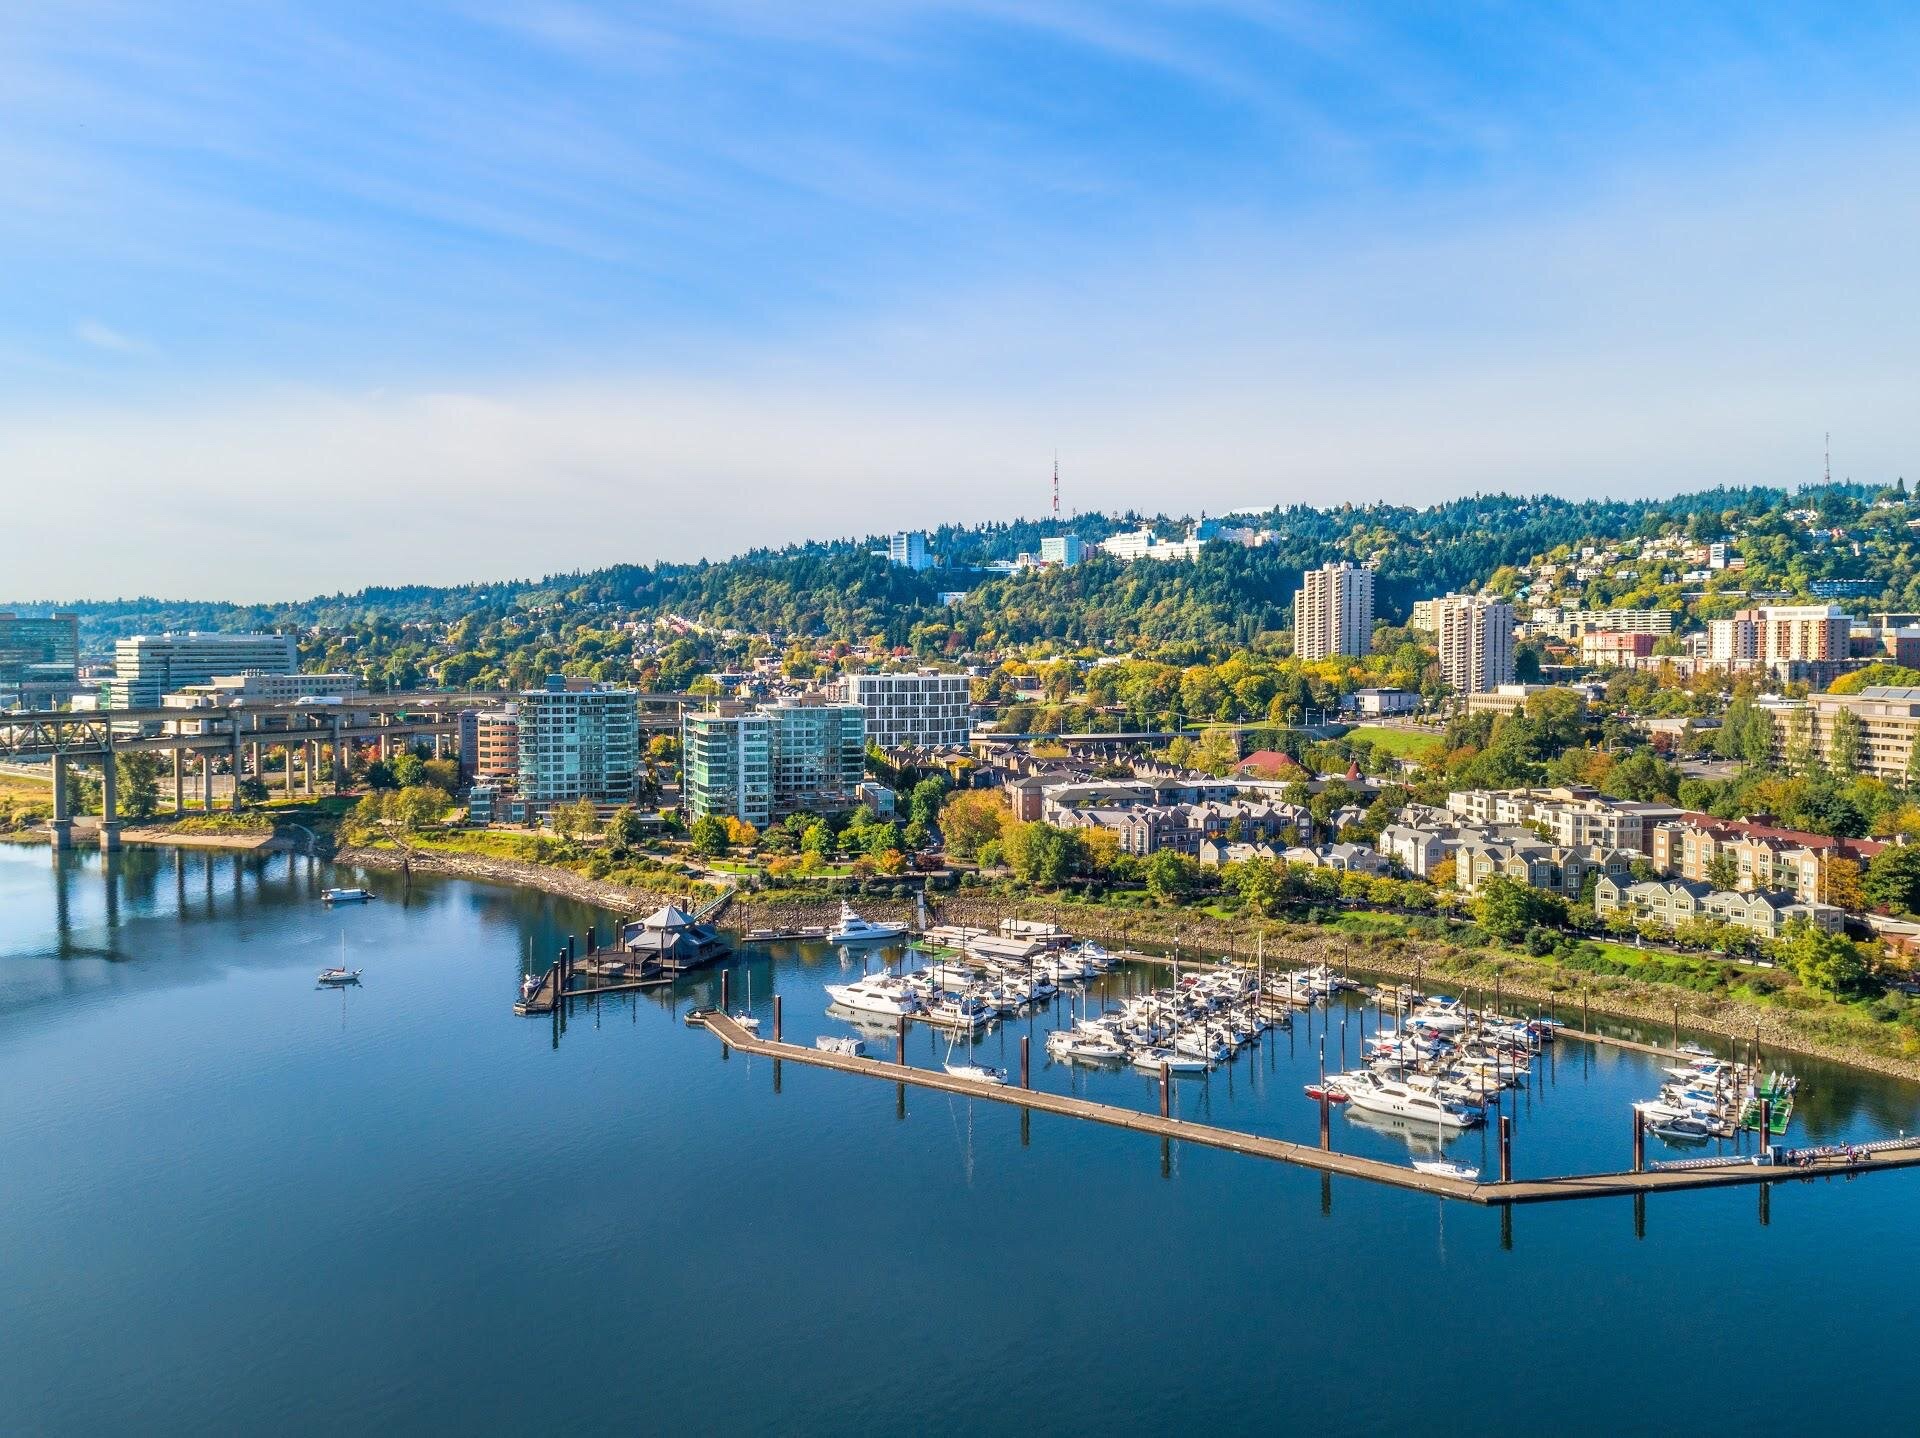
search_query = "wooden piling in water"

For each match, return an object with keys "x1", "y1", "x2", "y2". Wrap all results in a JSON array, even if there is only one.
[
  {"x1": 720, "y1": 968, "x2": 730, "y2": 1013},
  {"x1": 1159, "y1": 1062, "x2": 1170, "y2": 1119},
  {"x1": 1632, "y1": 1111, "x2": 1645, "y2": 1173},
  {"x1": 1020, "y1": 1035, "x2": 1030, "y2": 1089},
  {"x1": 1499, "y1": 1115, "x2": 1512, "y2": 1183},
  {"x1": 896, "y1": 1015, "x2": 906, "y2": 1065},
  {"x1": 1319, "y1": 1088, "x2": 1331, "y2": 1150},
  {"x1": 773, "y1": 994, "x2": 782, "y2": 1043}
]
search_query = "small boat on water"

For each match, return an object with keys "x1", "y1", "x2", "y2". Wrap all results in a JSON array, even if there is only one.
[
  {"x1": 828, "y1": 903, "x2": 908, "y2": 945},
  {"x1": 943, "y1": 1061, "x2": 1010, "y2": 1085},
  {"x1": 321, "y1": 887, "x2": 373, "y2": 905},
  {"x1": 1130, "y1": 1047, "x2": 1209, "y2": 1075},
  {"x1": 1303, "y1": 1080, "x2": 1350, "y2": 1103},
  {"x1": 1411, "y1": 1158, "x2": 1481, "y2": 1181},
  {"x1": 816, "y1": 1035, "x2": 866, "y2": 1058},
  {"x1": 317, "y1": 967, "x2": 361, "y2": 985}
]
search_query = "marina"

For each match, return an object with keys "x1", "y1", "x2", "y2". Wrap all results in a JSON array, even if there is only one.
[{"x1": 13, "y1": 844, "x2": 1920, "y2": 1436}]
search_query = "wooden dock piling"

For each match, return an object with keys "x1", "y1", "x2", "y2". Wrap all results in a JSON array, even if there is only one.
[
  {"x1": 773, "y1": 994, "x2": 782, "y2": 1043},
  {"x1": 1020, "y1": 1035, "x2": 1030, "y2": 1089},
  {"x1": 1499, "y1": 1115, "x2": 1512, "y2": 1183},
  {"x1": 1632, "y1": 1111, "x2": 1645, "y2": 1173},
  {"x1": 1159, "y1": 1062, "x2": 1170, "y2": 1119}
]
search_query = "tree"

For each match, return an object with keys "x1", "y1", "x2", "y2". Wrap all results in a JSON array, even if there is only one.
[
  {"x1": 1194, "y1": 727, "x2": 1240, "y2": 778},
  {"x1": 1705, "y1": 852, "x2": 1739, "y2": 892},
  {"x1": 1822, "y1": 856, "x2": 1865, "y2": 912},
  {"x1": 938, "y1": 789, "x2": 1009, "y2": 859},
  {"x1": 1474, "y1": 875, "x2": 1564, "y2": 942},
  {"x1": 689, "y1": 814, "x2": 730, "y2": 856},
  {"x1": 1831, "y1": 708, "x2": 1863, "y2": 778},
  {"x1": 551, "y1": 798, "x2": 599, "y2": 838},
  {"x1": 800, "y1": 821, "x2": 833, "y2": 857},
  {"x1": 1864, "y1": 844, "x2": 1920, "y2": 916},
  {"x1": 1143, "y1": 849, "x2": 1200, "y2": 904},
  {"x1": 394, "y1": 784, "x2": 449, "y2": 831},
  {"x1": 1002, "y1": 821, "x2": 1080, "y2": 887},
  {"x1": 604, "y1": 805, "x2": 646, "y2": 848},
  {"x1": 1777, "y1": 921, "x2": 1876, "y2": 999},
  {"x1": 115, "y1": 751, "x2": 162, "y2": 820},
  {"x1": 722, "y1": 816, "x2": 759, "y2": 849},
  {"x1": 907, "y1": 776, "x2": 949, "y2": 830},
  {"x1": 389, "y1": 751, "x2": 427, "y2": 789}
]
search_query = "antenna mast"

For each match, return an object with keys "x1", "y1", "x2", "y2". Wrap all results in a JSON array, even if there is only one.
[
  {"x1": 1825, "y1": 432, "x2": 1831, "y2": 487},
  {"x1": 1052, "y1": 453, "x2": 1060, "y2": 521}
]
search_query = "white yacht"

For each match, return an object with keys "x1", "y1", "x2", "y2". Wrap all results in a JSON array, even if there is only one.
[
  {"x1": 828, "y1": 903, "x2": 908, "y2": 945},
  {"x1": 1343, "y1": 1075, "x2": 1481, "y2": 1130},
  {"x1": 1130, "y1": 1047, "x2": 1209, "y2": 1075},
  {"x1": 823, "y1": 974, "x2": 919, "y2": 1017},
  {"x1": 321, "y1": 887, "x2": 373, "y2": 905},
  {"x1": 1046, "y1": 1029, "x2": 1127, "y2": 1063},
  {"x1": 1412, "y1": 1158, "x2": 1481, "y2": 1181},
  {"x1": 816, "y1": 1035, "x2": 867, "y2": 1057}
]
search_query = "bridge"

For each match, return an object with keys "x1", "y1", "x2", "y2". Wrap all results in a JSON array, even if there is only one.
[{"x1": 0, "y1": 690, "x2": 696, "y2": 850}]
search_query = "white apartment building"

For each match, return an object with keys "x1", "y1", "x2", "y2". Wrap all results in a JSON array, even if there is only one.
[
  {"x1": 1293, "y1": 562, "x2": 1375, "y2": 661},
  {"x1": 839, "y1": 670, "x2": 972, "y2": 748},
  {"x1": 1039, "y1": 536, "x2": 1083, "y2": 566},
  {"x1": 1432, "y1": 595, "x2": 1515, "y2": 694},
  {"x1": 888, "y1": 532, "x2": 932, "y2": 571}
]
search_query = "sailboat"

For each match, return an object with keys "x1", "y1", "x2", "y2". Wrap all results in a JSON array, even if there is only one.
[
  {"x1": 942, "y1": 1024, "x2": 1008, "y2": 1085},
  {"x1": 317, "y1": 933, "x2": 361, "y2": 986},
  {"x1": 732, "y1": 969, "x2": 761, "y2": 1033}
]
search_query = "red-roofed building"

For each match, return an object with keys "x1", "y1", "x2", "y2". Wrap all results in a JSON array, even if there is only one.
[
  {"x1": 1234, "y1": 750, "x2": 1305, "y2": 781},
  {"x1": 1651, "y1": 814, "x2": 1883, "y2": 906}
]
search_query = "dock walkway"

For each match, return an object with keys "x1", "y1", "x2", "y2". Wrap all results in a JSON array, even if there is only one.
[{"x1": 698, "y1": 1014, "x2": 1920, "y2": 1206}]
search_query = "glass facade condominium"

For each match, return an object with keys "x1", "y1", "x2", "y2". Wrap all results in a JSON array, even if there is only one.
[
  {"x1": 514, "y1": 687, "x2": 639, "y2": 806},
  {"x1": 683, "y1": 694, "x2": 865, "y2": 822},
  {"x1": 683, "y1": 706, "x2": 774, "y2": 825}
]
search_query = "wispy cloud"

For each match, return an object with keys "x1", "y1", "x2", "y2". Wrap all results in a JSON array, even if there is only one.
[{"x1": 72, "y1": 319, "x2": 153, "y2": 356}]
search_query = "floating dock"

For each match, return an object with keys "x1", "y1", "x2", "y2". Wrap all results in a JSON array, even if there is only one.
[{"x1": 697, "y1": 1013, "x2": 1920, "y2": 1206}]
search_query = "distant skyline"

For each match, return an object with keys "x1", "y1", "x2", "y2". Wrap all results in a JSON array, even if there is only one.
[{"x1": 5, "y1": 3, "x2": 1919, "y2": 602}]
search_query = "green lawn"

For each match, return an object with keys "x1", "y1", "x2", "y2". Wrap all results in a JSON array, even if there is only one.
[{"x1": 1345, "y1": 725, "x2": 1443, "y2": 758}]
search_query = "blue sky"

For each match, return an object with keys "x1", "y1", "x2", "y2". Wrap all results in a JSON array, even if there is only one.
[{"x1": 5, "y1": 2, "x2": 1920, "y2": 599}]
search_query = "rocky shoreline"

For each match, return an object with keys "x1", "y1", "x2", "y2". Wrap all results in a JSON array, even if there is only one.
[{"x1": 310, "y1": 852, "x2": 1920, "y2": 1084}]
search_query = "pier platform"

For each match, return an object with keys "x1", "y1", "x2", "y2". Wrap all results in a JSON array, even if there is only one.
[{"x1": 698, "y1": 1014, "x2": 1920, "y2": 1206}]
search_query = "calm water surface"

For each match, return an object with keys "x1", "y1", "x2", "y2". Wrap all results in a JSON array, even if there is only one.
[{"x1": 5, "y1": 842, "x2": 1919, "y2": 1437}]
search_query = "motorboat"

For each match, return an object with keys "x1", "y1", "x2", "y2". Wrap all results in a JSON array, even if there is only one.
[
  {"x1": 731, "y1": 1012, "x2": 762, "y2": 1033},
  {"x1": 316, "y1": 967, "x2": 362, "y2": 985},
  {"x1": 923, "y1": 993, "x2": 996, "y2": 1031},
  {"x1": 816, "y1": 1035, "x2": 867, "y2": 1058},
  {"x1": 1303, "y1": 1078, "x2": 1351, "y2": 1103},
  {"x1": 1636, "y1": 1101, "x2": 1716, "y2": 1143},
  {"x1": 828, "y1": 903, "x2": 907, "y2": 945},
  {"x1": 1046, "y1": 1029, "x2": 1127, "y2": 1063},
  {"x1": 823, "y1": 974, "x2": 919, "y2": 1017},
  {"x1": 1130, "y1": 1047, "x2": 1209, "y2": 1075},
  {"x1": 1343, "y1": 1076, "x2": 1482, "y2": 1130},
  {"x1": 321, "y1": 888, "x2": 373, "y2": 905}
]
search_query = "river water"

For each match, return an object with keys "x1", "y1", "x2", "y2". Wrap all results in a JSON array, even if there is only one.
[{"x1": 4, "y1": 843, "x2": 1918, "y2": 1436}]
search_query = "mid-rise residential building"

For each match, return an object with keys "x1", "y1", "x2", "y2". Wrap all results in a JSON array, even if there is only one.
[
  {"x1": 1432, "y1": 596, "x2": 1516, "y2": 694},
  {"x1": 515, "y1": 681, "x2": 639, "y2": 808},
  {"x1": 473, "y1": 707, "x2": 520, "y2": 783},
  {"x1": 1293, "y1": 562, "x2": 1375, "y2": 661},
  {"x1": 683, "y1": 704, "x2": 774, "y2": 826},
  {"x1": 1756, "y1": 604, "x2": 1851, "y2": 664},
  {"x1": 1409, "y1": 598, "x2": 1438, "y2": 633},
  {"x1": 166, "y1": 671, "x2": 365, "y2": 703},
  {"x1": 109, "y1": 631, "x2": 299, "y2": 709},
  {"x1": 1766, "y1": 686, "x2": 1920, "y2": 782},
  {"x1": 839, "y1": 670, "x2": 971, "y2": 748},
  {"x1": 1650, "y1": 815, "x2": 1880, "y2": 906},
  {"x1": 1039, "y1": 535, "x2": 1083, "y2": 566},
  {"x1": 763, "y1": 693, "x2": 866, "y2": 817},
  {"x1": 1594, "y1": 876, "x2": 1844, "y2": 939},
  {"x1": 1581, "y1": 631, "x2": 1655, "y2": 666},
  {"x1": 1445, "y1": 785, "x2": 1674, "y2": 855},
  {"x1": 1707, "y1": 612, "x2": 1761, "y2": 664},
  {"x1": 683, "y1": 692, "x2": 865, "y2": 823},
  {"x1": 888, "y1": 531, "x2": 932, "y2": 571}
]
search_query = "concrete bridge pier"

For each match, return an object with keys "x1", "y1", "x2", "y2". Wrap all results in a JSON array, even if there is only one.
[
  {"x1": 172, "y1": 748, "x2": 185, "y2": 814},
  {"x1": 98, "y1": 748, "x2": 121, "y2": 852},
  {"x1": 331, "y1": 725, "x2": 347, "y2": 791},
  {"x1": 283, "y1": 742, "x2": 296, "y2": 796},
  {"x1": 201, "y1": 751, "x2": 215, "y2": 811},
  {"x1": 230, "y1": 728, "x2": 245, "y2": 810},
  {"x1": 304, "y1": 740, "x2": 316, "y2": 796},
  {"x1": 47, "y1": 752, "x2": 72, "y2": 850}
]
